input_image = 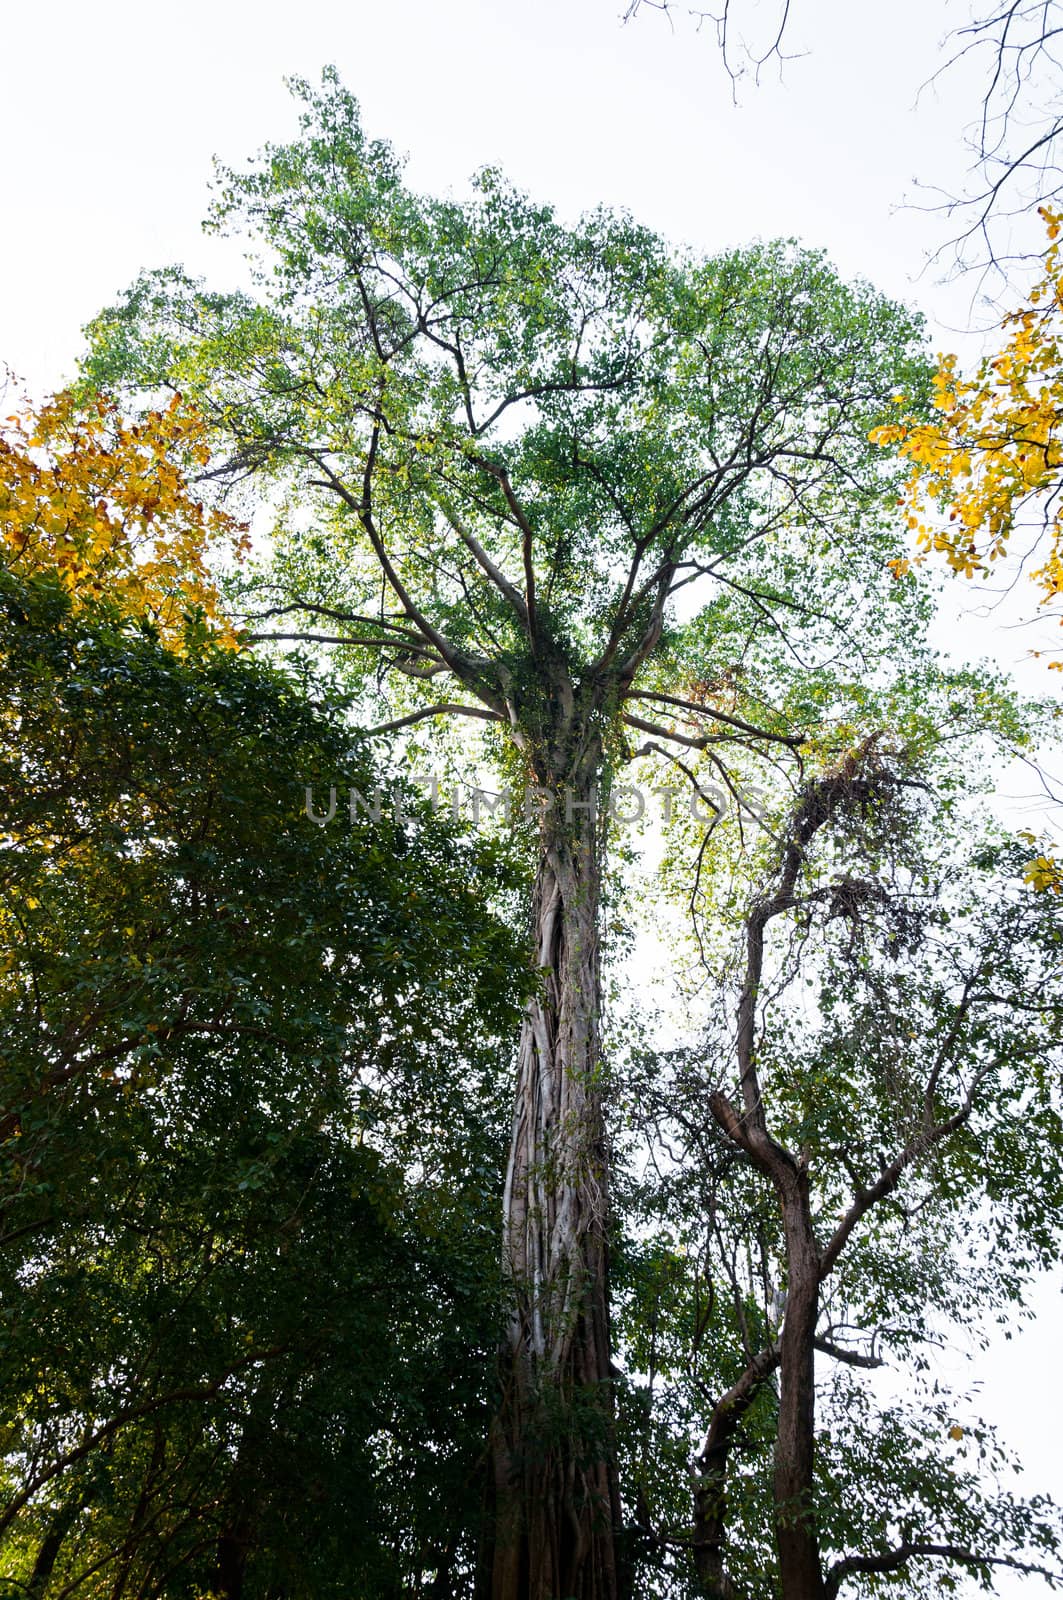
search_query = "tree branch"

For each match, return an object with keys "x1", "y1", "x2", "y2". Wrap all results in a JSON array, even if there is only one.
[
  {"x1": 820, "y1": 1059, "x2": 998, "y2": 1280},
  {"x1": 825, "y1": 1540, "x2": 1063, "y2": 1599},
  {"x1": 432, "y1": 489, "x2": 532, "y2": 633},
  {"x1": 626, "y1": 688, "x2": 805, "y2": 748},
  {"x1": 812, "y1": 1337, "x2": 883, "y2": 1370},
  {"x1": 468, "y1": 456, "x2": 539, "y2": 639},
  {"x1": 360, "y1": 703, "x2": 506, "y2": 736}
]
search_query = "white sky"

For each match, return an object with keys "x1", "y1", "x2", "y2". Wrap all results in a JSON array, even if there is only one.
[{"x1": 3, "y1": 0, "x2": 1060, "y2": 1590}]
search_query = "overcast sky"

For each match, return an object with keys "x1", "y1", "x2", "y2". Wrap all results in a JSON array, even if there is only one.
[{"x1": 3, "y1": 2, "x2": 1060, "y2": 1590}]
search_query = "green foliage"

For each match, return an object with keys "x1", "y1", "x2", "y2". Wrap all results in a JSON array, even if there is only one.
[
  {"x1": 613, "y1": 765, "x2": 1063, "y2": 1596},
  {"x1": 0, "y1": 568, "x2": 526, "y2": 1597},
  {"x1": 80, "y1": 66, "x2": 934, "y2": 768},
  {"x1": 68, "y1": 69, "x2": 1063, "y2": 1595}
]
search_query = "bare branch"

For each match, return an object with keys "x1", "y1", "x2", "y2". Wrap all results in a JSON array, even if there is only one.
[
  {"x1": 811, "y1": 1337, "x2": 884, "y2": 1371},
  {"x1": 825, "y1": 1541, "x2": 1063, "y2": 1599},
  {"x1": 626, "y1": 688, "x2": 805, "y2": 749},
  {"x1": 622, "y1": 0, "x2": 800, "y2": 99},
  {"x1": 360, "y1": 703, "x2": 506, "y2": 736}
]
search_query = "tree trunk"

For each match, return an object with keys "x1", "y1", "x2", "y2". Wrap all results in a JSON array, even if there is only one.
[
  {"x1": 774, "y1": 1174, "x2": 825, "y2": 1600},
  {"x1": 693, "y1": 1344, "x2": 781, "y2": 1598},
  {"x1": 28, "y1": 1496, "x2": 82, "y2": 1598},
  {"x1": 488, "y1": 771, "x2": 622, "y2": 1600},
  {"x1": 111, "y1": 1422, "x2": 166, "y2": 1600}
]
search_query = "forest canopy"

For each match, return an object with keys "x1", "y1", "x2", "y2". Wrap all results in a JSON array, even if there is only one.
[{"x1": 1, "y1": 65, "x2": 1061, "y2": 1600}]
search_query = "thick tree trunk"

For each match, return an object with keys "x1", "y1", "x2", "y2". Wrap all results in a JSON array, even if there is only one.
[
  {"x1": 488, "y1": 774, "x2": 622, "y2": 1600},
  {"x1": 774, "y1": 1175, "x2": 825, "y2": 1600}
]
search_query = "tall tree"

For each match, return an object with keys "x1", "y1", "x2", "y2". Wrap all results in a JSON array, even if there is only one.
[{"x1": 82, "y1": 69, "x2": 933, "y2": 1597}]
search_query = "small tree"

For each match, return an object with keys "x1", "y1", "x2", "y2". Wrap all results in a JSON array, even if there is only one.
[{"x1": 618, "y1": 742, "x2": 1063, "y2": 1598}]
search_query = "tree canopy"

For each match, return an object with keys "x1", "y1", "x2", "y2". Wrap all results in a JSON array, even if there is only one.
[
  {"x1": 2, "y1": 63, "x2": 1058, "y2": 1600},
  {"x1": 0, "y1": 562, "x2": 526, "y2": 1598},
  {"x1": 0, "y1": 389, "x2": 248, "y2": 646},
  {"x1": 614, "y1": 742, "x2": 1063, "y2": 1596},
  {"x1": 81, "y1": 67, "x2": 931, "y2": 756}
]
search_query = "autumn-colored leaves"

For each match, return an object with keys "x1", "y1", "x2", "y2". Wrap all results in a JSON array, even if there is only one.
[
  {"x1": 872, "y1": 206, "x2": 1063, "y2": 630},
  {"x1": 0, "y1": 388, "x2": 248, "y2": 647},
  {"x1": 868, "y1": 208, "x2": 1063, "y2": 892}
]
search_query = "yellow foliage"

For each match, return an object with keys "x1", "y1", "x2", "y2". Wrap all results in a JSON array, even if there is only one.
[
  {"x1": 870, "y1": 207, "x2": 1063, "y2": 656},
  {"x1": 1023, "y1": 854, "x2": 1063, "y2": 893},
  {"x1": 0, "y1": 390, "x2": 249, "y2": 646},
  {"x1": 1018, "y1": 830, "x2": 1063, "y2": 894}
]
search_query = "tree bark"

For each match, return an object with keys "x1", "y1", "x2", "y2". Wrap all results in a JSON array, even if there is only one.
[
  {"x1": 27, "y1": 1496, "x2": 82, "y2": 1598},
  {"x1": 774, "y1": 1173, "x2": 826, "y2": 1600},
  {"x1": 693, "y1": 1344, "x2": 780, "y2": 1598},
  {"x1": 488, "y1": 758, "x2": 622, "y2": 1600}
]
